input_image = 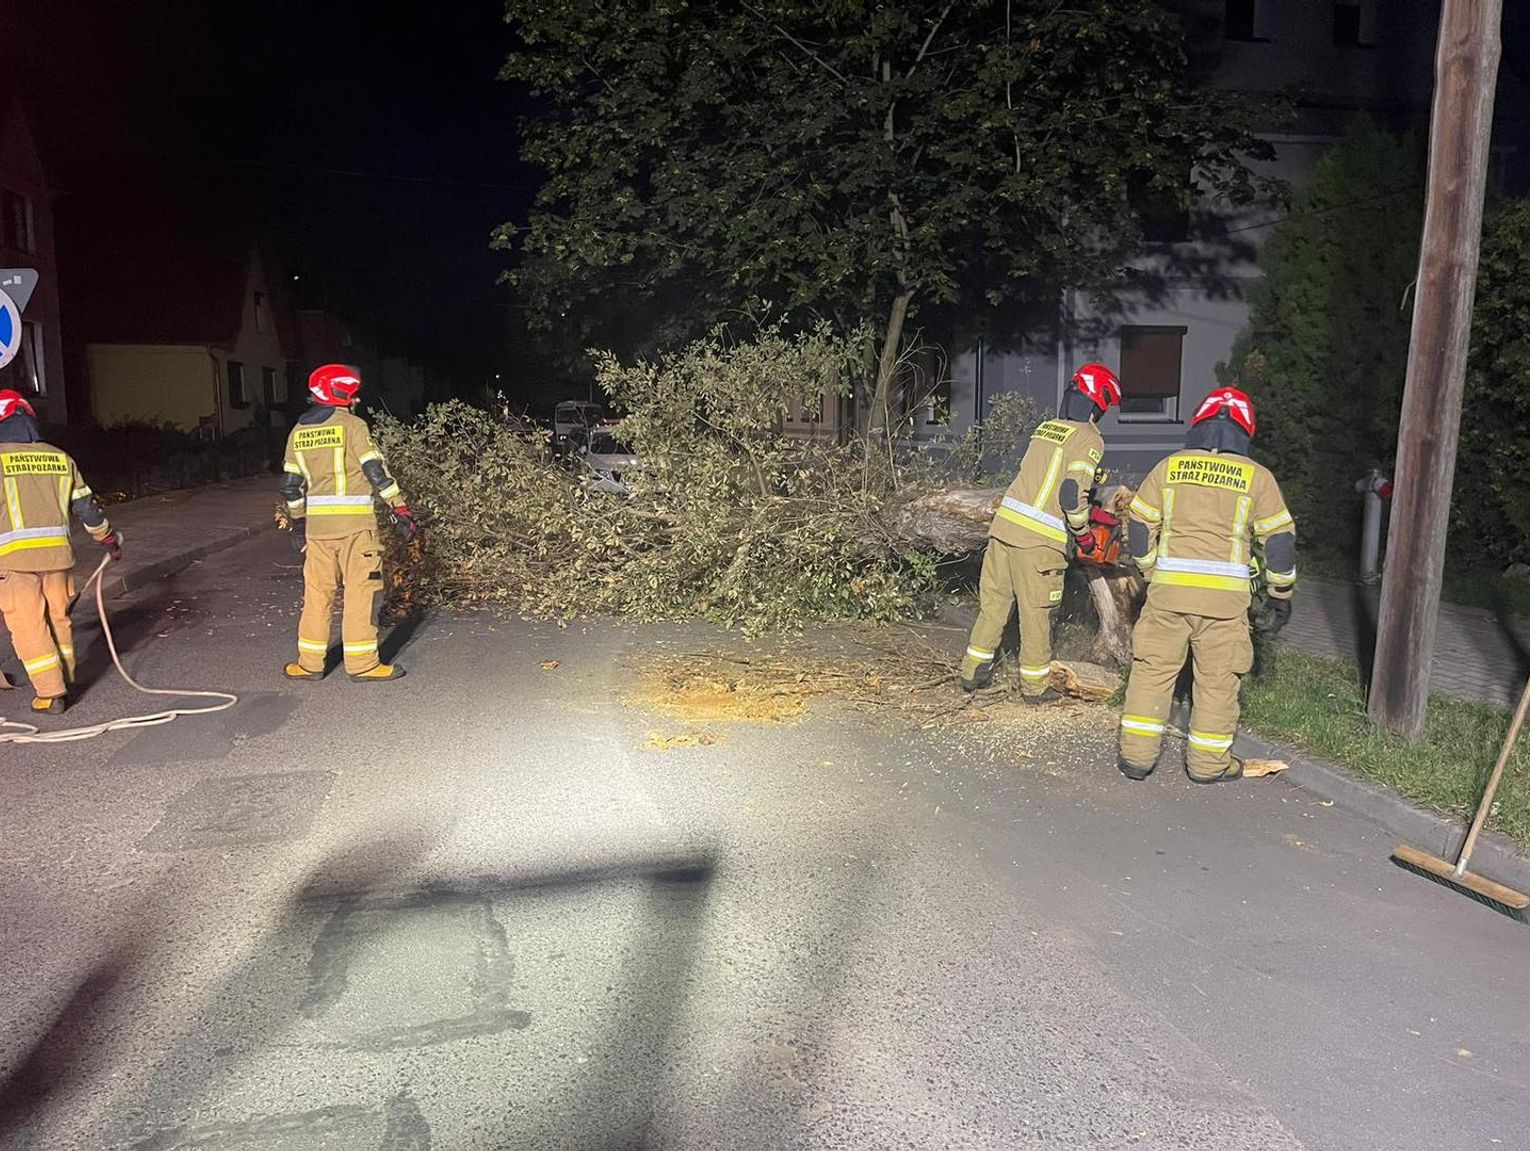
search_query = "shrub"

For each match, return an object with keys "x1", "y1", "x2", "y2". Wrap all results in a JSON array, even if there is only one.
[
  {"x1": 1455, "y1": 198, "x2": 1530, "y2": 566},
  {"x1": 47, "y1": 420, "x2": 277, "y2": 502}
]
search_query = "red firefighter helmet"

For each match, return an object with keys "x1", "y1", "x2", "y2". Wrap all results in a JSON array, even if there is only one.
[
  {"x1": 1190, "y1": 387, "x2": 1257, "y2": 437},
  {"x1": 308, "y1": 363, "x2": 363, "y2": 407},
  {"x1": 0, "y1": 389, "x2": 36, "y2": 421},
  {"x1": 1070, "y1": 362, "x2": 1122, "y2": 413}
]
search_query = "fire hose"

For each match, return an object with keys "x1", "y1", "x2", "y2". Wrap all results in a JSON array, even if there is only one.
[{"x1": 0, "y1": 538, "x2": 239, "y2": 744}]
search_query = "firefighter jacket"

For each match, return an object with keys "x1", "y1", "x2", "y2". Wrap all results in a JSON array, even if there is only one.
[
  {"x1": 1128, "y1": 449, "x2": 1296, "y2": 619},
  {"x1": 280, "y1": 406, "x2": 405, "y2": 540},
  {"x1": 988, "y1": 417, "x2": 1104, "y2": 552},
  {"x1": 0, "y1": 439, "x2": 112, "y2": 573}
]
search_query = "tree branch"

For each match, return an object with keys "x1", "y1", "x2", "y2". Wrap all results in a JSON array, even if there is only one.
[
  {"x1": 907, "y1": 2, "x2": 956, "y2": 79},
  {"x1": 740, "y1": 3, "x2": 851, "y2": 87}
]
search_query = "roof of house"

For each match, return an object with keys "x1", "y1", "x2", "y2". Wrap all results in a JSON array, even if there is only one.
[{"x1": 57, "y1": 165, "x2": 261, "y2": 348}]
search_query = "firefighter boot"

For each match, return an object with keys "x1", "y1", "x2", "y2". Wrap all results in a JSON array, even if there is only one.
[
  {"x1": 1189, "y1": 757, "x2": 1245, "y2": 784},
  {"x1": 31, "y1": 694, "x2": 67, "y2": 715},
  {"x1": 349, "y1": 663, "x2": 405, "y2": 683},
  {"x1": 283, "y1": 662, "x2": 323, "y2": 681}
]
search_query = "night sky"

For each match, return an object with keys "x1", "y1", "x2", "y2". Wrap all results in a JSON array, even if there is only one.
[
  {"x1": 9, "y1": 0, "x2": 1530, "y2": 397},
  {"x1": 11, "y1": 0, "x2": 535, "y2": 384}
]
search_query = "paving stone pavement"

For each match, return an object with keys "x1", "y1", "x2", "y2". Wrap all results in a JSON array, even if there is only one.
[
  {"x1": 71, "y1": 474, "x2": 277, "y2": 595},
  {"x1": 1281, "y1": 575, "x2": 1530, "y2": 709}
]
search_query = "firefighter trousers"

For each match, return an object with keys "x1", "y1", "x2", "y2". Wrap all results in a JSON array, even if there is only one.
[
  {"x1": 1119, "y1": 601, "x2": 1253, "y2": 780},
  {"x1": 296, "y1": 529, "x2": 385, "y2": 675},
  {"x1": 961, "y1": 539, "x2": 1066, "y2": 696},
  {"x1": 0, "y1": 569, "x2": 76, "y2": 698}
]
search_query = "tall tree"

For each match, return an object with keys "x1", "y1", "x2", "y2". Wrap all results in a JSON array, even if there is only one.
[
  {"x1": 499, "y1": 0, "x2": 1269, "y2": 432},
  {"x1": 1220, "y1": 118, "x2": 1426, "y2": 555}
]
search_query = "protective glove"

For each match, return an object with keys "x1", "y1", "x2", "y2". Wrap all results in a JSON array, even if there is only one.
[
  {"x1": 289, "y1": 519, "x2": 307, "y2": 553},
  {"x1": 98, "y1": 529, "x2": 123, "y2": 562},
  {"x1": 390, "y1": 505, "x2": 419, "y2": 543},
  {"x1": 1266, "y1": 598, "x2": 1292, "y2": 633}
]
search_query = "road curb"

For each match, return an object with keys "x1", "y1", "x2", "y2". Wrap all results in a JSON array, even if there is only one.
[
  {"x1": 100, "y1": 524, "x2": 273, "y2": 598},
  {"x1": 1235, "y1": 728, "x2": 1530, "y2": 896}
]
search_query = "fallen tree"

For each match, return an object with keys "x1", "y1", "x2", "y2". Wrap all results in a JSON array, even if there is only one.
[
  {"x1": 889, "y1": 486, "x2": 1143, "y2": 664},
  {"x1": 373, "y1": 324, "x2": 1144, "y2": 658}
]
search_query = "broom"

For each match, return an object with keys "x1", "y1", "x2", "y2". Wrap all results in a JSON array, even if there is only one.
[{"x1": 1392, "y1": 675, "x2": 1530, "y2": 915}]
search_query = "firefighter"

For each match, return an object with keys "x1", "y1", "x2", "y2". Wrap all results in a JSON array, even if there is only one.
[
  {"x1": 960, "y1": 363, "x2": 1122, "y2": 701},
  {"x1": 0, "y1": 390, "x2": 121, "y2": 713},
  {"x1": 280, "y1": 364, "x2": 417, "y2": 682},
  {"x1": 1118, "y1": 387, "x2": 1296, "y2": 783}
]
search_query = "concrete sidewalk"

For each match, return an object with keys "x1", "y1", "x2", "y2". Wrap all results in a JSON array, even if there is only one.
[
  {"x1": 1281, "y1": 576, "x2": 1530, "y2": 709},
  {"x1": 70, "y1": 474, "x2": 277, "y2": 597}
]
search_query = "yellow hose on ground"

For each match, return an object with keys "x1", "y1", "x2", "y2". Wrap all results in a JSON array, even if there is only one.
[{"x1": 0, "y1": 546, "x2": 239, "y2": 744}]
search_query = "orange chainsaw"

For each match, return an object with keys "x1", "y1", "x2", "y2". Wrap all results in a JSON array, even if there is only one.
[{"x1": 1075, "y1": 506, "x2": 1122, "y2": 567}]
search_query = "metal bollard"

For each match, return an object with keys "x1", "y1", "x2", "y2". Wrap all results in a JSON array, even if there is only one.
[{"x1": 1354, "y1": 470, "x2": 1393, "y2": 581}]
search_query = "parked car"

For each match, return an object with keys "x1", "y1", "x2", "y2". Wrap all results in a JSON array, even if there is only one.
[
  {"x1": 553, "y1": 400, "x2": 607, "y2": 452},
  {"x1": 577, "y1": 428, "x2": 641, "y2": 494}
]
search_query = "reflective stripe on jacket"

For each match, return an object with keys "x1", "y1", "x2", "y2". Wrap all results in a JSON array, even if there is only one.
[
  {"x1": 988, "y1": 418, "x2": 1104, "y2": 551},
  {"x1": 0, "y1": 442, "x2": 112, "y2": 573},
  {"x1": 1129, "y1": 449, "x2": 1295, "y2": 618}
]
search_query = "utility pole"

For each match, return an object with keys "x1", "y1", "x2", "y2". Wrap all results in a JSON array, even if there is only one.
[{"x1": 1369, "y1": 0, "x2": 1502, "y2": 739}]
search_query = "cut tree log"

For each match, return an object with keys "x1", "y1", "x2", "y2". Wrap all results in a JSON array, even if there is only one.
[
  {"x1": 1051, "y1": 659, "x2": 1121, "y2": 702},
  {"x1": 889, "y1": 485, "x2": 1144, "y2": 664},
  {"x1": 887, "y1": 487, "x2": 1004, "y2": 554}
]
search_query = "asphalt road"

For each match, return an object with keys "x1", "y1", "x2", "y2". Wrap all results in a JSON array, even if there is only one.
[{"x1": 1, "y1": 532, "x2": 1526, "y2": 1151}]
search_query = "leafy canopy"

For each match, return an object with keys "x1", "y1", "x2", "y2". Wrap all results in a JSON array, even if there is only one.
[{"x1": 499, "y1": 0, "x2": 1272, "y2": 357}]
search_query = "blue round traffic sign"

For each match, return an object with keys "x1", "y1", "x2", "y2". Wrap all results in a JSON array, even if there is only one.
[{"x1": 0, "y1": 288, "x2": 19, "y2": 371}]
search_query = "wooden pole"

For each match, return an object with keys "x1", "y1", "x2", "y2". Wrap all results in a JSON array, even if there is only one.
[{"x1": 1368, "y1": 0, "x2": 1501, "y2": 740}]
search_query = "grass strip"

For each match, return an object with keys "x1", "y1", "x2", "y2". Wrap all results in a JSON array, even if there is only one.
[{"x1": 1242, "y1": 646, "x2": 1530, "y2": 852}]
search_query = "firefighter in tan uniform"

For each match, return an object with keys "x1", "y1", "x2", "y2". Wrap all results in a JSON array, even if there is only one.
[
  {"x1": 961, "y1": 363, "x2": 1122, "y2": 701},
  {"x1": 1118, "y1": 387, "x2": 1296, "y2": 783},
  {"x1": 280, "y1": 365, "x2": 417, "y2": 682},
  {"x1": 0, "y1": 390, "x2": 121, "y2": 714}
]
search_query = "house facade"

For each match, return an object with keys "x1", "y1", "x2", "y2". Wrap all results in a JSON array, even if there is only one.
[
  {"x1": 0, "y1": 87, "x2": 66, "y2": 424},
  {"x1": 82, "y1": 246, "x2": 293, "y2": 436},
  {"x1": 939, "y1": 0, "x2": 1523, "y2": 480}
]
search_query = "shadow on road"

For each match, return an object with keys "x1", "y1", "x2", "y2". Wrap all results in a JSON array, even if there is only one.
[{"x1": 0, "y1": 821, "x2": 883, "y2": 1149}]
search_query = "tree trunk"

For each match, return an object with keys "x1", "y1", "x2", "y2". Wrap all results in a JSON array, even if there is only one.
[
  {"x1": 866, "y1": 288, "x2": 913, "y2": 440},
  {"x1": 886, "y1": 485, "x2": 1142, "y2": 664}
]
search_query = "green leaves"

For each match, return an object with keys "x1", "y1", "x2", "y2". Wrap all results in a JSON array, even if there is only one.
[
  {"x1": 501, "y1": 0, "x2": 1270, "y2": 367},
  {"x1": 1221, "y1": 117, "x2": 1425, "y2": 557},
  {"x1": 375, "y1": 326, "x2": 936, "y2": 631}
]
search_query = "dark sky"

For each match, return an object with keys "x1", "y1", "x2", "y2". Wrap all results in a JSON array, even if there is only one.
[{"x1": 12, "y1": 0, "x2": 536, "y2": 382}]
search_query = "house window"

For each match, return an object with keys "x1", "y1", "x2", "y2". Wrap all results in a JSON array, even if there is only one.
[
  {"x1": 228, "y1": 360, "x2": 250, "y2": 408},
  {"x1": 1334, "y1": 1, "x2": 1375, "y2": 48},
  {"x1": 1, "y1": 189, "x2": 34, "y2": 254},
  {"x1": 261, "y1": 366, "x2": 277, "y2": 407},
  {"x1": 923, "y1": 373, "x2": 951, "y2": 427},
  {"x1": 1128, "y1": 169, "x2": 1191, "y2": 244},
  {"x1": 1118, "y1": 326, "x2": 1185, "y2": 422},
  {"x1": 254, "y1": 290, "x2": 267, "y2": 332},
  {"x1": 1225, "y1": 0, "x2": 1258, "y2": 42},
  {"x1": 4, "y1": 321, "x2": 47, "y2": 396}
]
